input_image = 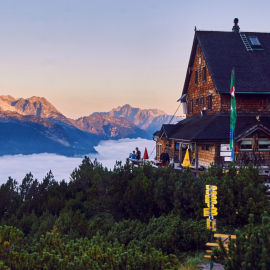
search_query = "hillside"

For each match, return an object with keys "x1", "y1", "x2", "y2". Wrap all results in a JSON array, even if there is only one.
[{"x1": 0, "y1": 111, "x2": 97, "y2": 156}]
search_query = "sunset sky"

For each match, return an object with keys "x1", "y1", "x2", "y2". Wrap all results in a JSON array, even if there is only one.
[{"x1": 1, "y1": 0, "x2": 269, "y2": 119}]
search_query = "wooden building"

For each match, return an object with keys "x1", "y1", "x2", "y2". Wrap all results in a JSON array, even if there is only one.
[{"x1": 154, "y1": 19, "x2": 270, "y2": 170}]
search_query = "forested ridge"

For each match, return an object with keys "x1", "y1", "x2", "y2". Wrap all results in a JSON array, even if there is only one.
[{"x1": 0, "y1": 159, "x2": 269, "y2": 269}]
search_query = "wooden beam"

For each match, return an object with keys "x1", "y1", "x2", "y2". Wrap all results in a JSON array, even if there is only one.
[
  {"x1": 214, "y1": 234, "x2": 236, "y2": 239},
  {"x1": 206, "y1": 243, "x2": 228, "y2": 247}
]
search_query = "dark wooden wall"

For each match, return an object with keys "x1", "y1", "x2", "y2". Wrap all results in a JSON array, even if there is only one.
[{"x1": 186, "y1": 44, "x2": 270, "y2": 117}]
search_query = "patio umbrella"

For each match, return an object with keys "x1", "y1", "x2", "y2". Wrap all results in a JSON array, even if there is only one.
[
  {"x1": 143, "y1": 147, "x2": 149, "y2": 159},
  {"x1": 182, "y1": 149, "x2": 191, "y2": 167}
]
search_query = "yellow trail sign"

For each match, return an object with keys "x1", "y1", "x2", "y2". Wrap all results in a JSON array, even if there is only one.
[
  {"x1": 206, "y1": 202, "x2": 216, "y2": 208},
  {"x1": 206, "y1": 185, "x2": 217, "y2": 190},
  {"x1": 205, "y1": 190, "x2": 217, "y2": 195},
  {"x1": 203, "y1": 207, "x2": 218, "y2": 216},
  {"x1": 205, "y1": 195, "x2": 217, "y2": 200},
  {"x1": 205, "y1": 198, "x2": 217, "y2": 204},
  {"x1": 207, "y1": 219, "x2": 216, "y2": 228}
]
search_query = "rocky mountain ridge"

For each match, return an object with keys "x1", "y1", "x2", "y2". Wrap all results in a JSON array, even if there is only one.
[
  {"x1": 0, "y1": 95, "x2": 181, "y2": 156},
  {"x1": 0, "y1": 96, "x2": 152, "y2": 156},
  {"x1": 91, "y1": 104, "x2": 183, "y2": 135},
  {"x1": 0, "y1": 111, "x2": 97, "y2": 156}
]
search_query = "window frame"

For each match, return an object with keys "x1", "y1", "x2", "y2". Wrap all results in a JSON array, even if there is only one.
[
  {"x1": 207, "y1": 95, "x2": 212, "y2": 110},
  {"x1": 190, "y1": 99, "x2": 193, "y2": 114},
  {"x1": 195, "y1": 70, "x2": 198, "y2": 85},
  {"x1": 195, "y1": 97, "x2": 199, "y2": 107},
  {"x1": 200, "y1": 96, "x2": 204, "y2": 106},
  {"x1": 202, "y1": 66, "x2": 206, "y2": 82},
  {"x1": 157, "y1": 144, "x2": 162, "y2": 158}
]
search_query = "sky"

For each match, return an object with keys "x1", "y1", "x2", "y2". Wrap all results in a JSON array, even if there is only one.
[
  {"x1": 1, "y1": 0, "x2": 270, "y2": 119},
  {"x1": 0, "y1": 138, "x2": 155, "y2": 184}
]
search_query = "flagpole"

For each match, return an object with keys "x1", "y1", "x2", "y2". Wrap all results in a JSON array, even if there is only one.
[
  {"x1": 230, "y1": 67, "x2": 237, "y2": 163},
  {"x1": 233, "y1": 67, "x2": 236, "y2": 163}
]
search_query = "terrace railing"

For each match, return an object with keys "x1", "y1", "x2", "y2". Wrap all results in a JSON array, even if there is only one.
[{"x1": 235, "y1": 152, "x2": 270, "y2": 167}]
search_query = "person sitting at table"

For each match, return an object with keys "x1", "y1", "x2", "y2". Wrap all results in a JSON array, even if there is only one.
[{"x1": 130, "y1": 151, "x2": 136, "y2": 160}]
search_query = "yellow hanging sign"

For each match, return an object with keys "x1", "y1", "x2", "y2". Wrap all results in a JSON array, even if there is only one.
[
  {"x1": 206, "y1": 185, "x2": 217, "y2": 190},
  {"x1": 205, "y1": 197, "x2": 217, "y2": 204},
  {"x1": 205, "y1": 190, "x2": 217, "y2": 195},
  {"x1": 205, "y1": 195, "x2": 217, "y2": 201},
  {"x1": 182, "y1": 149, "x2": 191, "y2": 167},
  {"x1": 203, "y1": 207, "x2": 218, "y2": 216},
  {"x1": 206, "y1": 202, "x2": 216, "y2": 208}
]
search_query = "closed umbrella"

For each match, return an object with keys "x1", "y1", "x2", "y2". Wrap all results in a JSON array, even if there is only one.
[{"x1": 143, "y1": 147, "x2": 149, "y2": 159}]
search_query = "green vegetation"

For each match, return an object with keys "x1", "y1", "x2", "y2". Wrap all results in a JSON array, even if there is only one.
[
  {"x1": 212, "y1": 212, "x2": 270, "y2": 270},
  {"x1": 0, "y1": 158, "x2": 269, "y2": 269}
]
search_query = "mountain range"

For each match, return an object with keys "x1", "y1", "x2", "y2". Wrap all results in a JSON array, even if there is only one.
[
  {"x1": 0, "y1": 95, "x2": 182, "y2": 156},
  {"x1": 90, "y1": 104, "x2": 182, "y2": 135}
]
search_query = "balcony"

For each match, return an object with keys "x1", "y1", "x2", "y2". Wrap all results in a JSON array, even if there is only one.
[{"x1": 235, "y1": 152, "x2": 270, "y2": 167}]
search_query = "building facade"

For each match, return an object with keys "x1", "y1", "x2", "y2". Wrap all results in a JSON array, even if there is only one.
[{"x1": 154, "y1": 19, "x2": 270, "y2": 170}]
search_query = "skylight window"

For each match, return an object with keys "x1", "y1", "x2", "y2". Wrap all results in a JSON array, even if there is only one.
[
  {"x1": 249, "y1": 37, "x2": 260, "y2": 46},
  {"x1": 247, "y1": 36, "x2": 263, "y2": 50}
]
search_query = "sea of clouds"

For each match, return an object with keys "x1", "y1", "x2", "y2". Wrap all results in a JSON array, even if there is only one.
[{"x1": 0, "y1": 138, "x2": 155, "y2": 184}]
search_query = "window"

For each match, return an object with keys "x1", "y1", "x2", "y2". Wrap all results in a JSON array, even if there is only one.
[
  {"x1": 208, "y1": 95, "x2": 212, "y2": 110},
  {"x1": 196, "y1": 98, "x2": 199, "y2": 106},
  {"x1": 157, "y1": 144, "x2": 162, "y2": 158},
  {"x1": 202, "y1": 144, "x2": 210, "y2": 151},
  {"x1": 249, "y1": 37, "x2": 260, "y2": 46},
  {"x1": 190, "y1": 99, "x2": 193, "y2": 113},
  {"x1": 202, "y1": 66, "x2": 206, "y2": 82},
  {"x1": 175, "y1": 142, "x2": 180, "y2": 151},
  {"x1": 248, "y1": 36, "x2": 263, "y2": 50},
  {"x1": 259, "y1": 141, "x2": 270, "y2": 150},
  {"x1": 195, "y1": 70, "x2": 198, "y2": 85},
  {"x1": 200, "y1": 96, "x2": 204, "y2": 106},
  {"x1": 240, "y1": 140, "x2": 252, "y2": 150},
  {"x1": 198, "y1": 47, "x2": 201, "y2": 56}
]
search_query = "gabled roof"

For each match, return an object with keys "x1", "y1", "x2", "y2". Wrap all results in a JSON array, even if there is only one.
[
  {"x1": 159, "y1": 124, "x2": 176, "y2": 138},
  {"x1": 182, "y1": 30, "x2": 270, "y2": 96},
  {"x1": 153, "y1": 130, "x2": 160, "y2": 137},
  {"x1": 162, "y1": 115, "x2": 270, "y2": 142}
]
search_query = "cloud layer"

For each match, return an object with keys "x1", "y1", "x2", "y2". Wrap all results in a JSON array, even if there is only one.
[{"x1": 0, "y1": 138, "x2": 155, "y2": 184}]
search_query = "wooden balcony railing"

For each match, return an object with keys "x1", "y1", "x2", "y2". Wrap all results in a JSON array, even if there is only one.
[{"x1": 235, "y1": 152, "x2": 270, "y2": 167}]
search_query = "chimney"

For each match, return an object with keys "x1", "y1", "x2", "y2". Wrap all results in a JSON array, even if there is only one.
[{"x1": 232, "y1": 18, "x2": 240, "y2": 33}]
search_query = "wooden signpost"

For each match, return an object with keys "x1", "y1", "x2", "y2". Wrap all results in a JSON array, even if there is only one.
[{"x1": 204, "y1": 185, "x2": 218, "y2": 270}]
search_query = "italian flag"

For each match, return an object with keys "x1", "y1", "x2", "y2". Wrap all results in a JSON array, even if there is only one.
[{"x1": 230, "y1": 68, "x2": 237, "y2": 161}]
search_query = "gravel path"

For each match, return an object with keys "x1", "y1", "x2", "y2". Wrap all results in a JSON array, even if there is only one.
[{"x1": 198, "y1": 262, "x2": 224, "y2": 270}]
